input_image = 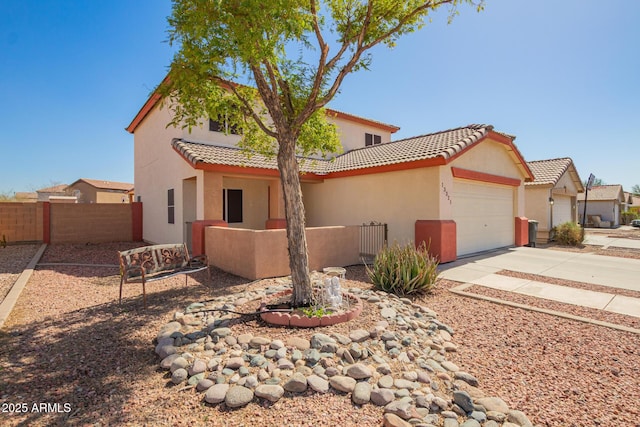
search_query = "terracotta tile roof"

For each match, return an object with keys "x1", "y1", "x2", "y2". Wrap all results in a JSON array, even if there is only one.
[
  {"x1": 171, "y1": 140, "x2": 327, "y2": 174},
  {"x1": 173, "y1": 124, "x2": 504, "y2": 175},
  {"x1": 525, "y1": 158, "x2": 573, "y2": 186},
  {"x1": 72, "y1": 179, "x2": 134, "y2": 192},
  {"x1": 577, "y1": 184, "x2": 624, "y2": 201},
  {"x1": 327, "y1": 124, "x2": 493, "y2": 172}
]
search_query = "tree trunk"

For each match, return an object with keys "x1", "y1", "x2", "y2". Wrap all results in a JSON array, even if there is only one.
[{"x1": 277, "y1": 133, "x2": 313, "y2": 307}]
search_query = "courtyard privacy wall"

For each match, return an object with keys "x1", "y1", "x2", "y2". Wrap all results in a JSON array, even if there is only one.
[
  {"x1": 0, "y1": 202, "x2": 142, "y2": 244},
  {"x1": 205, "y1": 225, "x2": 360, "y2": 280}
]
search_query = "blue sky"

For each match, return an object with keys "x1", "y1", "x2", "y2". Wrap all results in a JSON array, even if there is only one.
[{"x1": 1, "y1": 0, "x2": 638, "y2": 194}]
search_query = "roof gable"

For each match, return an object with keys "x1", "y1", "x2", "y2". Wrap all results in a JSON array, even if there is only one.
[
  {"x1": 37, "y1": 184, "x2": 68, "y2": 193},
  {"x1": 70, "y1": 179, "x2": 134, "y2": 192},
  {"x1": 126, "y1": 76, "x2": 399, "y2": 134},
  {"x1": 577, "y1": 184, "x2": 625, "y2": 202},
  {"x1": 525, "y1": 157, "x2": 584, "y2": 192}
]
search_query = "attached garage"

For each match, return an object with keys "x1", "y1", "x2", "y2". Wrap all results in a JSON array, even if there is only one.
[
  {"x1": 453, "y1": 180, "x2": 515, "y2": 256},
  {"x1": 551, "y1": 195, "x2": 573, "y2": 226}
]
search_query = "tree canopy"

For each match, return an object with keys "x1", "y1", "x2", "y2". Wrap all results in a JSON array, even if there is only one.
[
  {"x1": 164, "y1": 0, "x2": 482, "y2": 157},
  {"x1": 165, "y1": 0, "x2": 483, "y2": 305}
]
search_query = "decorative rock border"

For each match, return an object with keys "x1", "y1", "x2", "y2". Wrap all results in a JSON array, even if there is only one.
[
  {"x1": 154, "y1": 283, "x2": 534, "y2": 427},
  {"x1": 259, "y1": 289, "x2": 363, "y2": 328}
]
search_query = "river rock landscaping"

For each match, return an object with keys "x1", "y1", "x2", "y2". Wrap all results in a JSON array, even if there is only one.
[{"x1": 155, "y1": 279, "x2": 533, "y2": 427}]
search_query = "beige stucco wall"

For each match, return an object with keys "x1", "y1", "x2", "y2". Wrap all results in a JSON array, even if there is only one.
[
  {"x1": 327, "y1": 115, "x2": 393, "y2": 155},
  {"x1": 205, "y1": 225, "x2": 360, "y2": 279},
  {"x1": 578, "y1": 200, "x2": 619, "y2": 225},
  {"x1": 222, "y1": 177, "x2": 269, "y2": 229},
  {"x1": 302, "y1": 138, "x2": 528, "y2": 246},
  {"x1": 449, "y1": 138, "x2": 526, "y2": 217},
  {"x1": 133, "y1": 103, "x2": 202, "y2": 244},
  {"x1": 132, "y1": 101, "x2": 398, "y2": 244},
  {"x1": 525, "y1": 186, "x2": 551, "y2": 232},
  {"x1": 303, "y1": 167, "x2": 441, "y2": 244},
  {"x1": 525, "y1": 168, "x2": 582, "y2": 241},
  {"x1": 69, "y1": 182, "x2": 129, "y2": 203}
]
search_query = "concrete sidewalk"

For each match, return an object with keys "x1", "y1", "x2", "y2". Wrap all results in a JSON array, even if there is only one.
[
  {"x1": 439, "y1": 246, "x2": 640, "y2": 319},
  {"x1": 583, "y1": 228, "x2": 640, "y2": 249}
]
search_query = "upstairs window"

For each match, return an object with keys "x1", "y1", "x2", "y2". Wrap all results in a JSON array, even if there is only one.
[
  {"x1": 365, "y1": 133, "x2": 381, "y2": 146},
  {"x1": 209, "y1": 116, "x2": 241, "y2": 135}
]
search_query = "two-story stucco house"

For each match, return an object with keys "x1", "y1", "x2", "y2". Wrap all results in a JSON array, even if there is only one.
[{"x1": 127, "y1": 86, "x2": 534, "y2": 275}]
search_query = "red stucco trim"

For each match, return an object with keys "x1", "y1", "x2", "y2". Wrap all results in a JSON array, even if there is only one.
[
  {"x1": 415, "y1": 220, "x2": 457, "y2": 263},
  {"x1": 192, "y1": 220, "x2": 227, "y2": 256},
  {"x1": 327, "y1": 110, "x2": 400, "y2": 133},
  {"x1": 451, "y1": 167, "x2": 521, "y2": 187}
]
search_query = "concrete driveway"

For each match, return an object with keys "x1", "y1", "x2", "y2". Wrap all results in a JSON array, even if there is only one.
[{"x1": 439, "y1": 246, "x2": 640, "y2": 320}]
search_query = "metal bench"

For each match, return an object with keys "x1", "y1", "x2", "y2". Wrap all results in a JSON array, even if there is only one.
[{"x1": 118, "y1": 243, "x2": 209, "y2": 308}]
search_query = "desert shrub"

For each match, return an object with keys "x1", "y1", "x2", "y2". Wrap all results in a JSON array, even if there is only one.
[
  {"x1": 366, "y1": 242, "x2": 439, "y2": 296},
  {"x1": 553, "y1": 221, "x2": 584, "y2": 246}
]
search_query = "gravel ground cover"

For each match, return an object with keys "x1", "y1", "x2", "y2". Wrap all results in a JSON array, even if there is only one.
[
  {"x1": 0, "y1": 242, "x2": 639, "y2": 426},
  {"x1": 0, "y1": 244, "x2": 40, "y2": 302}
]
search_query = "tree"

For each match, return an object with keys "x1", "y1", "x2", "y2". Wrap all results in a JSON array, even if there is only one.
[
  {"x1": 631, "y1": 184, "x2": 640, "y2": 196},
  {"x1": 165, "y1": 0, "x2": 483, "y2": 306}
]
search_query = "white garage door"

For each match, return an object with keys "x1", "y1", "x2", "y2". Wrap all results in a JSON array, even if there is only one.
[
  {"x1": 552, "y1": 195, "x2": 573, "y2": 226},
  {"x1": 453, "y1": 180, "x2": 515, "y2": 256}
]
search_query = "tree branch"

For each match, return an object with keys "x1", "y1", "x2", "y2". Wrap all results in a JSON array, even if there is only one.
[
  {"x1": 250, "y1": 64, "x2": 288, "y2": 140},
  {"x1": 207, "y1": 74, "x2": 278, "y2": 139}
]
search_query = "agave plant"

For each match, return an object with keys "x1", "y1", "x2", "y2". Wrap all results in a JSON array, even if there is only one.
[{"x1": 366, "y1": 242, "x2": 439, "y2": 297}]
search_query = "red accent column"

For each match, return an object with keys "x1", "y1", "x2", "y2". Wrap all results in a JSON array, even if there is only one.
[
  {"x1": 515, "y1": 217, "x2": 529, "y2": 247},
  {"x1": 43, "y1": 202, "x2": 51, "y2": 244},
  {"x1": 192, "y1": 219, "x2": 228, "y2": 256},
  {"x1": 415, "y1": 220, "x2": 457, "y2": 263},
  {"x1": 265, "y1": 218, "x2": 287, "y2": 229},
  {"x1": 131, "y1": 202, "x2": 143, "y2": 241}
]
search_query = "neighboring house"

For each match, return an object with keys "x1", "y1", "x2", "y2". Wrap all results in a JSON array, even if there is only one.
[
  {"x1": 524, "y1": 158, "x2": 584, "y2": 243},
  {"x1": 577, "y1": 185, "x2": 625, "y2": 227},
  {"x1": 67, "y1": 178, "x2": 134, "y2": 203},
  {"x1": 624, "y1": 192, "x2": 640, "y2": 214},
  {"x1": 14, "y1": 192, "x2": 38, "y2": 202},
  {"x1": 127, "y1": 91, "x2": 534, "y2": 265},
  {"x1": 36, "y1": 184, "x2": 75, "y2": 202}
]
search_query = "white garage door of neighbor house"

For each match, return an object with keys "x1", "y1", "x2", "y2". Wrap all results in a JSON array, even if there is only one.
[
  {"x1": 453, "y1": 180, "x2": 514, "y2": 256},
  {"x1": 553, "y1": 195, "x2": 573, "y2": 226}
]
